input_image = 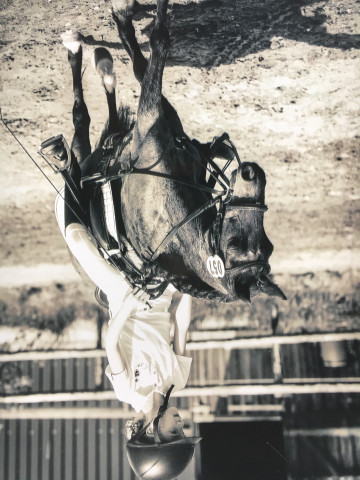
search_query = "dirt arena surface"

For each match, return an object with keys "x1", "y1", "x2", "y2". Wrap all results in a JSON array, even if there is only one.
[{"x1": 0, "y1": 0, "x2": 359, "y2": 346}]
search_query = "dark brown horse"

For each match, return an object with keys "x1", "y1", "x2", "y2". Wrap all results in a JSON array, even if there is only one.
[{"x1": 57, "y1": 0, "x2": 285, "y2": 304}]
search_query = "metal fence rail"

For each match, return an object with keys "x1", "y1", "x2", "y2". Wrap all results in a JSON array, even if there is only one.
[{"x1": 0, "y1": 417, "x2": 135, "y2": 480}]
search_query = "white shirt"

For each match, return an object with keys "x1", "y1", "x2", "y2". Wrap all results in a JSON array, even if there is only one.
[
  {"x1": 55, "y1": 191, "x2": 192, "y2": 413},
  {"x1": 105, "y1": 284, "x2": 192, "y2": 413}
]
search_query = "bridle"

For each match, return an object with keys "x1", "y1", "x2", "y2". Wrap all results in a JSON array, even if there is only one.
[{"x1": 127, "y1": 132, "x2": 271, "y2": 288}]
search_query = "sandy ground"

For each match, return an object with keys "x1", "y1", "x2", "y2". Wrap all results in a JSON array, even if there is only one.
[{"x1": 0, "y1": 0, "x2": 359, "y2": 344}]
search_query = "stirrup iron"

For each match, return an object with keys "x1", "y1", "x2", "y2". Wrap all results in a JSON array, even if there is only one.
[{"x1": 39, "y1": 134, "x2": 72, "y2": 173}]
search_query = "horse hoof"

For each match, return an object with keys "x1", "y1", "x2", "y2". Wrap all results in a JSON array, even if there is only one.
[
  {"x1": 111, "y1": 0, "x2": 136, "y2": 18},
  {"x1": 61, "y1": 30, "x2": 82, "y2": 54},
  {"x1": 92, "y1": 47, "x2": 116, "y2": 93}
]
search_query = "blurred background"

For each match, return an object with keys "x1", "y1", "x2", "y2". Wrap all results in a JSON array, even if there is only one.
[{"x1": 1, "y1": 0, "x2": 359, "y2": 478}]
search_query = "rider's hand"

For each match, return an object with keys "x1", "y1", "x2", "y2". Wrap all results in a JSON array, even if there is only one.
[
  {"x1": 116, "y1": 292, "x2": 140, "y2": 318},
  {"x1": 131, "y1": 286, "x2": 151, "y2": 306}
]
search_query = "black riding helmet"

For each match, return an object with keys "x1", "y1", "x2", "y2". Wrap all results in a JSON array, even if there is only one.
[{"x1": 126, "y1": 385, "x2": 202, "y2": 480}]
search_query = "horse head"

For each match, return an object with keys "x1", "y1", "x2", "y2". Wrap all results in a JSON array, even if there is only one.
[
  {"x1": 169, "y1": 156, "x2": 285, "y2": 303},
  {"x1": 218, "y1": 162, "x2": 286, "y2": 302}
]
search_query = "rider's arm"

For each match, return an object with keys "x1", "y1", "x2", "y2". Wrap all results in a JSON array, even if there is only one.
[
  {"x1": 105, "y1": 295, "x2": 139, "y2": 374},
  {"x1": 170, "y1": 293, "x2": 192, "y2": 356}
]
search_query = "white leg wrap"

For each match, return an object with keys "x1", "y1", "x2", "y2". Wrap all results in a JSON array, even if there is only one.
[{"x1": 61, "y1": 30, "x2": 81, "y2": 54}]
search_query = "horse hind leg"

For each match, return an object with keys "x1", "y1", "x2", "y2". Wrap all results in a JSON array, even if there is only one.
[{"x1": 61, "y1": 31, "x2": 91, "y2": 167}]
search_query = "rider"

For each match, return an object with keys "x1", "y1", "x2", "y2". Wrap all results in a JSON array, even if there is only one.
[{"x1": 50, "y1": 33, "x2": 201, "y2": 480}]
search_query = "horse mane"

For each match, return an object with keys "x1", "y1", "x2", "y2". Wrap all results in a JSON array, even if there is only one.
[{"x1": 96, "y1": 105, "x2": 135, "y2": 149}]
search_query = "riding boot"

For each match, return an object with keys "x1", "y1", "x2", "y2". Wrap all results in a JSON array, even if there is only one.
[{"x1": 64, "y1": 156, "x2": 87, "y2": 228}]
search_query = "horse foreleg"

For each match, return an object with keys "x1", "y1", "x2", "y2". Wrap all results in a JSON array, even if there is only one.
[
  {"x1": 111, "y1": 1, "x2": 183, "y2": 134},
  {"x1": 93, "y1": 47, "x2": 119, "y2": 134},
  {"x1": 111, "y1": 2, "x2": 147, "y2": 84},
  {"x1": 62, "y1": 32, "x2": 91, "y2": 167},
  {"x1": 135, "y1": 0, "x2": 170, "y2": 140}
]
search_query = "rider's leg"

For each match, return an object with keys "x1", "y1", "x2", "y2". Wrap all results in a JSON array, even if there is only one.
[
  {"x1": 63, "y1": 156, "x2": 86, "y2": 227},
  {"x1": 111, "y1": 0, "x2": 183, "y2": 133}
]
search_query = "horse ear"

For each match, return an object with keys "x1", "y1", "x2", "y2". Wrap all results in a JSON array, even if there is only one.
[{"x1": 253, "y1": 276, "x2": 287, "y2": 300}]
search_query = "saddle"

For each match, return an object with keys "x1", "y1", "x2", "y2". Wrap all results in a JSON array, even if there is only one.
[{"x1": 80, "y1": 133, "x2": 169, "y2": 300}]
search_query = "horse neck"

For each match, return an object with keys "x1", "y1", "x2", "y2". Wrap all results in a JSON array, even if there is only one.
[{"x1": 126, "y1": 137, "x2": 228, "y2": 294}]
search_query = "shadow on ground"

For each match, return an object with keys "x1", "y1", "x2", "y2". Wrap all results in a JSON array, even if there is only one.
[{"x1": 82, "y1": 0, "x2": 360, "y2": 67}]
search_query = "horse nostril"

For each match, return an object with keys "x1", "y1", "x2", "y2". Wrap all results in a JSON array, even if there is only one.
[{"x1": 241, "y1": 165, "x2": 255, "y2": 181}]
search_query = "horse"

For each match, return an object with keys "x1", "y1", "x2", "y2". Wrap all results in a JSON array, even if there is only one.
[{"x1": 46, "y1": 0, "x2": 286, "y2": 304}]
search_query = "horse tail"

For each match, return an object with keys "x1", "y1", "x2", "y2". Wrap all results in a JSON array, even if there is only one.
[{"x1": 96, "y1": 105, "x2": 135, "y2": 149}]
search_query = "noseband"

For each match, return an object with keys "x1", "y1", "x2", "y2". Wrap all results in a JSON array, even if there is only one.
[{"x1": 225, "y1": 260, "x2": 270, "y2": 276}]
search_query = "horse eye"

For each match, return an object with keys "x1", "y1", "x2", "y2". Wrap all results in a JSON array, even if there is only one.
[
  {"x1": 227, "y1": 237, "x2": 240, "y2": 248},
  {"x1": 227, "y1": 237, "x2": 248, "y2": 251}
]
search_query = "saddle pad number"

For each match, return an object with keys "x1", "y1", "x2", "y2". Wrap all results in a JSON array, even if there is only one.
[{"x1": 207, "y1": 255, "x2": 225, "y2": 278}]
